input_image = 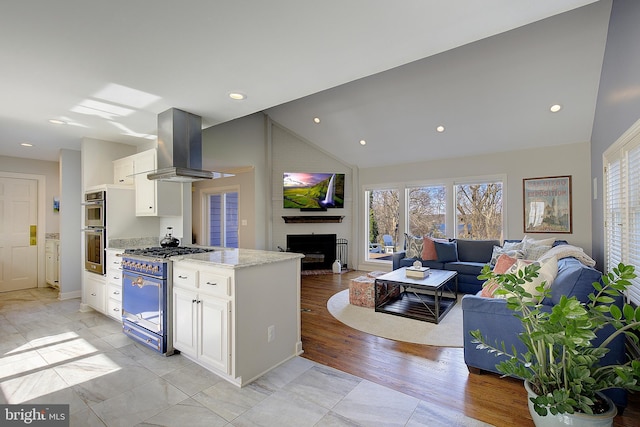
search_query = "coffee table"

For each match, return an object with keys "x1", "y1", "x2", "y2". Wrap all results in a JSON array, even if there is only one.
[{"x1": 374, "y1": 267, "x2": 458, "y2": 324}]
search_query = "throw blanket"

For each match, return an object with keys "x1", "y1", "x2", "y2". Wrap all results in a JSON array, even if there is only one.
[{"x1": 540, "y1": 244, "x2": 596, "y2": 268}]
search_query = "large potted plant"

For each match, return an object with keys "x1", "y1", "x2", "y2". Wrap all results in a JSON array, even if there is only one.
[{"x1": 471, "y1": 262, "x2": 640, "y2": 426}]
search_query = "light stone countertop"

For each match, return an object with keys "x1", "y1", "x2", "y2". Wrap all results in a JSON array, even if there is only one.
[{"x1": 171, "y1": 247, "x2": 304, "y2": 269}]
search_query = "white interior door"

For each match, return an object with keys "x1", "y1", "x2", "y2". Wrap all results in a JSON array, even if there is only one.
[{"x1": 0, "y1": 177, "x2": 38, "y2": 292}]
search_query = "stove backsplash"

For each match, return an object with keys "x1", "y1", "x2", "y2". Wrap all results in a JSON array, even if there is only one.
[{"x1": 109, "y1": 237, "x2": 159, "y2": 249}]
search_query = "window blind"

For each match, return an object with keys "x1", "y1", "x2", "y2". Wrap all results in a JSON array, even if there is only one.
[{"x1": 604, "y1": 120, "x2": 640, "y2": 306}]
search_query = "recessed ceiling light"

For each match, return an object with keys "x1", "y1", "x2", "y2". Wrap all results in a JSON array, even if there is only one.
[
  {"x1": 21, "y1": 142, "x2": 33, "y2": 147},
  {"x1": 313, "y1": 117, "x2": 321, "y2": 124},
  {"x1": 359, "y1": 139, "x2": 367, "y2": 146},
  {"x1": 550, "y1": 104, "x2": 562, "y2": 113},
  {"x1": 48, "y1": 119, "x2": 66, "y2": 125},
  {"x1": 229, "y1": 92, "x2": 246, "y2": 100},
  {"x1": 436, "y1": 125, "x2": 445, "y2": 133}
]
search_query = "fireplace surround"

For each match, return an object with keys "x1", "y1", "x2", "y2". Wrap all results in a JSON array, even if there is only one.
[{"x1": 287, "y1": 234, "x2": 336, "y2": 270}]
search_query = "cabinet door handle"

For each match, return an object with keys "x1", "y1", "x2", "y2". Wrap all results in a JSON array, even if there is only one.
[
  {"x1": 206, "y1": 281, "x2": 217, "y2": 286},
  {"x1": 192, "y1": 299, "x2": 197, "y2": 303},
  {"x1": 179, "y1": 275, "x2": 188, "y2": 279},
  {"x1": 197, "y1": 300, "x2": 202, "y2": 304},
  {"x1": 113, "y1": 308, "x2": 120, "y2": 312},
  {"x1": 91, "y1": 293, "x2": 96, "y2": 296},
  {"x1": 113, "y1": 291, "x2": 120, "y2": 295}
]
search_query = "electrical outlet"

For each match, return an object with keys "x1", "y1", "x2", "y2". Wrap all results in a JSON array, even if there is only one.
[{"x1": 267, "y1": 325, "x2": 275, "y2": 342}]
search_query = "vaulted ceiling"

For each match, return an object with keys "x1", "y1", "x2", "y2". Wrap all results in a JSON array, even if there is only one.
[{"x1": 0, "y1": 1, "x2": 608, "y2": 167}]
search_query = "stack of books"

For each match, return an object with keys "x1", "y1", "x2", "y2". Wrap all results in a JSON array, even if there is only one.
[{"x1": 406, "y1": 266, "x2": 430, "y2": 279}]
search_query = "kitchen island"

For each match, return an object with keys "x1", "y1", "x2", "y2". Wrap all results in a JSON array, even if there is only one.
[{"x1": 170, "y1": 248, "x2": 304, "y2": 387}]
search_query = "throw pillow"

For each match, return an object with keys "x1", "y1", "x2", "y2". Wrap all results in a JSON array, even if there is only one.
[
  {"x1": 524, "y1": 244, "x2": 552, "y2": 260},
  {"x1": 421, "y1": 236, "x2": 446, "y2": 260},
  {"x1": 502, "y1": 240, "x2": 525, "y2": 252},
  {"x1": 404, "y1": 233, "x2": 423, "y2": 259},
  {"x1": 523, "y1": 235, "x2": 556, "y2": 247},
  {"x1": 481, "y1": 254, "x2": 519, "y2": 298},
  {"x1": 493, "y1": 253, "x2": 519, "y2": 274},
  {"x1": 522, "y1": 235, "x2": 555, "y2": 260},
  {"x1": 434, "y1": 240, "x2": 458, "y2": 263},
  {"x1": 495, "y1": 256, "x2": 558, "y2": 302},
  {"x1": 489, "y1": 245, "x2": 525, "y2": 266}
]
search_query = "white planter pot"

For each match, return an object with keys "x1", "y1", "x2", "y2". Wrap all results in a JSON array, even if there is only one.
[{"x1": 524, "y1": 381, "x2": 617, "y2": 427}]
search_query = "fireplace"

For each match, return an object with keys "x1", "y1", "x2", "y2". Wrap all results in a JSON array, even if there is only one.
[{"x1": 287, "y1": 234, "x2": 336, "y2": 270}]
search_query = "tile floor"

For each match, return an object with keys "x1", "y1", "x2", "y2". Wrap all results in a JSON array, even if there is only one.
[{"x1": 0, "y1": 287, "x2": 492, "y2": 427}]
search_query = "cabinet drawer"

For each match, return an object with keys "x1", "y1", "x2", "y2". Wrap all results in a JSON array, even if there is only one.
[
  {"x1": 107, "y1": 268, "x2": 122, "y2": 285},
  {"x1": 107, "y1": 283, "x2": 122, "y2": 302},
  {"x1": 174, "y1": 267, "x2": 197, "y2": 288},
  {"x1": 199, "y1": 271, "x2": 231, "y2": 297},
  {"x1": 85, "y1": 281, "x2": 105, "y2": 311},
  {"x1": 107, "y1": 298, "x2": 122, "y2": 319}
]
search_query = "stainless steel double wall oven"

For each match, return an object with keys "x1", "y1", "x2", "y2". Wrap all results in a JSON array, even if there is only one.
[{"x1": 84, "y1": 190, "x2": 106, "y2": 275}]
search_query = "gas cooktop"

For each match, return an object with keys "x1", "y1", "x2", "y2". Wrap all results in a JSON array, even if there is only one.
[{"x1": 123, "y1": 246, "x2": 215, "y2": 258}]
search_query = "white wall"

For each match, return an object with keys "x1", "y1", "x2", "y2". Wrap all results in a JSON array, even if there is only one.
[{"x1": 359, "y1": 141, "x2": 593, "y2": 268}]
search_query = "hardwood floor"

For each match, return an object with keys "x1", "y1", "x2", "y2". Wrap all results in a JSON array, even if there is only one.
[{"x1": 299, "y1": 270, "x2": 640, "y2": 427}]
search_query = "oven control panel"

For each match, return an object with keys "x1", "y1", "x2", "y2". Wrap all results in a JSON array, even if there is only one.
[{"x1": 121, "y1": 257, "x2": 167, "y2": 278}]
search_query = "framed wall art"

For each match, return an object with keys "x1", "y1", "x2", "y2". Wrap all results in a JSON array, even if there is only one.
[{"x1": 523, "y1": 176, "x2": 572, "y2": 234}]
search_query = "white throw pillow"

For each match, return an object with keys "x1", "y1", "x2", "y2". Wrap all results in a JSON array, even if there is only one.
[
  {"x1": 496, "y1": 256, "x2": 558, "y2": 302},
  {"x1": 525, "y1": 245, "x2": 552, "y2": 260},
  {"x1": 523, "y1": 235, "x2": 555, "y2": 260},
  {"x1": 523, "y1": 235, "x2": 556, "y2": 247}
]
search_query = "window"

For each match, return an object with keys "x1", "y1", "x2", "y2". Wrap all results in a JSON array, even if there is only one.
[
  {"x1": 366, "y1": 189, "x2": 399, "y2": 261},
  {"x1": 407, "y1": 185, "x2": 446, "y2": 238},
  {"x1": 455, "y1": 181, "x2": 503, "y2": 240},
  {"x1": 364, "y1": 176, "x2": 504, "y2": 265},
  {"x1": 604, "y1": 120, "x2": 640, "y2": 305},
  {"x1": 207, "y1": 191, "x2": 239, "y2": 248}
]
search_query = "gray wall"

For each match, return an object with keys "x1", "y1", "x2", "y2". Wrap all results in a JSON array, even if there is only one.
[
  {"x1": 59, "y1": 149, "x2": 82, "y2": 299},
  {"x1": 201, "y1": 113, "x2": 267, "y2": 248},
  {"x1": 591, "y1": 0, "x2": 640, "y2": 268},
  {"x1": 199, "y1": 113, "x2": 356, "y2": 259},
  {"x1": 270, "y1": 121, "x2": 356, "y2": 266}
]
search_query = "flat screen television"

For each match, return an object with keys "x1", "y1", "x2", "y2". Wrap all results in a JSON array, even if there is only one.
[{"x1": 283, "y1": 172, "x2": 345, "y2": 209}]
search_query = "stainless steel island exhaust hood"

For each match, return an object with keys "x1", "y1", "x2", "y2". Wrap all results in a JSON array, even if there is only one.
[{"x1": 147, "y1": 108, "x2": 214, "y2": 182}]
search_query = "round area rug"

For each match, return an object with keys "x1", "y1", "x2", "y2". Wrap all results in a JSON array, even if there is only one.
[{"x1": 327, "y1": 290, "x2": 463, "y2": 347}]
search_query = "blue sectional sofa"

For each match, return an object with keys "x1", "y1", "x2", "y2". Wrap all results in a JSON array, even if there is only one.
[
  {"x1": 392, "y1": 239, "x2": 500, "y2": 294},
  {"x1": 461, "y1": 256, "x2": 628, "y2": 411}
]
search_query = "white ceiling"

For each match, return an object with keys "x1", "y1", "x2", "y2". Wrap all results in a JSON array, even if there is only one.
[{"x1": 0, "y1": 0, "x2": 607, "y2": 167}]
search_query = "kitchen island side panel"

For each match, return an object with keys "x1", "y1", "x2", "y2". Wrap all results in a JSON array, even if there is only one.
[{"x1": 234, "y1": 258, "x2": 302, "y2": 385}]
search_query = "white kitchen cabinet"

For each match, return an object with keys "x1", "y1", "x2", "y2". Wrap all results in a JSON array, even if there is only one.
[
  {"x1": 173, "y1": 264, "x2": 231, "y2": 374},
  {"x1": 45, "y1": 239, "x2": 60, "y2": 287},
  {"x1": 105, "y1": 249, "x2": 124, "y2": 321},
  {"x1": 173, "y1": 286, "x2": 198, "y2": 355},
  {"x1": 171, "y1": 252, "x2": 302, "y2": 387},
  {"x1": 113, "y1": 157, "x2": 134, "y2": 186},
  {"x1": 132, "y1": 149, "x2": 182, "y2": 217},
  {"x1": 84, "y1": 271, "x2": 106, "y2": 313}
]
